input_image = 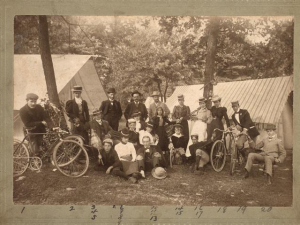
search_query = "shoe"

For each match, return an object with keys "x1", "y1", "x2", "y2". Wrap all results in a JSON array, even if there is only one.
[
  {"x1": 129, "y1": 177, "x2": 137, "y2": 184},
  {"x1": 140, "y1": 170, "x2": 145, "y2": 178},
  {"x1": 244, "y1": 169, "x2": 249, "y2": 179}
]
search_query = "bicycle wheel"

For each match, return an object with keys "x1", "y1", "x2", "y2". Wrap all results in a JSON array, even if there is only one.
[
  {"x1": 210, "y1": 140, "x2": 226, "y2": 172},
  {"x1": 52, "y1": 140, "x2": 89, "y2": 177},
  {"x1": 63, "y1": 134, "x2": 84, "y2": 146},
  {"x1": 13, "y1": 139, "x2": 30, "y2": 177},
  {"x1": 28, "y1": 157, "x2": 43, "y2": 171}
]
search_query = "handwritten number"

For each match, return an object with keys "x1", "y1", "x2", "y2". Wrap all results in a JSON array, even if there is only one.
[
  {"x1": 21, "y1": 207, "x2": 25, "y2": 213},
  {"x1": 150, "y1": 216, "x2": 157, "y2": 221},
  {"x1": 91, "y1": 215, "x2": 97, "y2": 220},
  {"x1": 261, "y1": 207, "x2": 272, "y2": 212},
  {"x1": 237, "y1": 206, "x2": 247, "y2": 214},
  {"x1": 69, "y1": 206, "x2": 75, "y2": 211}
]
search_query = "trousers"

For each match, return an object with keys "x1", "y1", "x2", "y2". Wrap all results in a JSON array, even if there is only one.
[
  {"x1": 245, "y1": 153, "x2": 275, "y2": 176},
  {"x1": 137, "y1": 156, "x2": 161, "y2": 171},
  {"x1": 29, "y1": 134, "x2": 43, "y2": 156}
]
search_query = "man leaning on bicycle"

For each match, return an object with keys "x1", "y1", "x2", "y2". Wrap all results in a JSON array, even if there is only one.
[
  {"x1": 229, "y1": 100, "x2": 260, "y2": 157},
  {"x1": 19, "y1": 93, "x2": 49, "y2": 157}
]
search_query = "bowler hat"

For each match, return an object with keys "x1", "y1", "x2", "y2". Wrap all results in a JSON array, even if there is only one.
[
  {"x1": 131, "y1": 90, "x2": 141, "y2": 96},
  {"x1": 120, "y1": 128, "x2": 130, "y2": 138},
  {"x1": 212, "y1": 95, "x2": 221, "y2": 102},
  {"x1": 265, "y1": 123, "x2": 276, "y2": 130},
  {"x1": 151, "y1": 167, "x2": 167, "y2": 179},
  {"x1": 72, "y1": 85, "x2": 82, "y2": 92},
  {"x1": 177, "y1": 94, "x2": 184, "y2": 99},
  {"x1": 151, "y1": 91, "x2": 160, "y2": 97},
  {"x1": 103, "y1": 138, "x2": 113, "y2": 145},
  {"x1": 191, "y1": 133, "x2": 199, "y2": 139},
  {"x1": 107, "y1": 88, "x2": 116, "y2": 94},
  {"x1": 231, "y1": 100, "x2": 239, "y2": 106},
  {"x1": 199, "y1": 97, "x2": 206, "y2": 103},
  {"x1": 92, "y1": 109, "x2": 102, "y2": 116},
  {"x1": 26, "y1": 93, "x2": 39, "y2": 100}
]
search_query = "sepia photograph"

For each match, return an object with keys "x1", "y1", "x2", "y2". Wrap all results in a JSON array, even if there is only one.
[{"x1": 13, "y1": 15, "x2": 293, "y2": 207}]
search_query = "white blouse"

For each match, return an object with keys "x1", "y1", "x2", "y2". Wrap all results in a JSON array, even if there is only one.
[{"x1": 114, "y1": 142, "x2": 137, "y2": 161}]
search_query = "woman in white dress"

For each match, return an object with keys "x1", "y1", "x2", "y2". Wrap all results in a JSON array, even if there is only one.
[{"x1": 186, "y1": 97, "x2": 212, "y2": 157}]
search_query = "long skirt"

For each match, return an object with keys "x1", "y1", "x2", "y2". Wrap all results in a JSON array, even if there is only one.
[
  {"x1": 209, "y1": 118, "x2": 224, "y2": 141},
  {"x1": 186, "y1": 120, "x2": 207, "y2": 157},
  {"x1": 180, "y1": 120, "x2": 189, "y2": 148},
  {"x1": 156, "y1": 126, "x2": 169, "y2": 152}
]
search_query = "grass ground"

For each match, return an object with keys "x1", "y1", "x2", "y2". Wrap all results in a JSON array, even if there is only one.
[{"x1": 13, "y1": 150, "x2": 293, "y2": 206}]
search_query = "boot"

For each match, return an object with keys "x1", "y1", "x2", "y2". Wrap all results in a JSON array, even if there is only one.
[
  {"x1": 111, "y1": 170, "x2": 129, "y2": 180},
  {"x1": 244, "y1": 168, "x2": 249, "y2": 179}
]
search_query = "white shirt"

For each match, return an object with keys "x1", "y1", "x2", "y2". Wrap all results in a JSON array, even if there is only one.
[
  {"x1": 234, "y1": 109, "x2": 241, "y2": 124},
  {"x1": 114, "y1": 142, "x2": 136, "y2": 161}
]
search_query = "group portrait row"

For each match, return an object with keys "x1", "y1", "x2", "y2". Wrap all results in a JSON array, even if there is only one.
[{"x1": 19, "y1": 85, "x2": 286, "y2": 184}]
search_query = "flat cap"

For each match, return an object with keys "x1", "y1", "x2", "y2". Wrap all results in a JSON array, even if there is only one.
[{"x1": 26, "y1": 93, "x2": 39, "y2": 100}]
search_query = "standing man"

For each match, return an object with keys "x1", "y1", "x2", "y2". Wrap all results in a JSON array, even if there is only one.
[
  {"x1": 66, "y1": 85, "x2": 90, "y2": 144},
  {"x1": 100, "y1": 88, "x2": 122, "y2": 131},
  {"x1": 231, "y1": 100, "x2": 260, "y2": 153},
  {"x1": 148, "y1": 91, "x2": 170, "y2": 121},
  {"x1": 124, "y1": 90, "x2": 148, "y2": 122},
  {"x1": 19, "y1": 93, "x2": 48, "y2": 156}
]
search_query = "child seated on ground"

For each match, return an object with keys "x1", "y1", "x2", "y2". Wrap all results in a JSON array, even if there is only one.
[
  {"x1": 244, "y1": 123, "x2": 286, "y2": 185},
  {"x1": 95, "y1": 138, "x2": 137, "y2": 183}
]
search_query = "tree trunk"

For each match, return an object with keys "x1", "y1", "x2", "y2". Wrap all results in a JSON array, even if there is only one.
[
  {"x1": 38, "y1": 15, "x2": 60, "y2": 108},
  {"x1": 204, "y1": 17, "x2": 219, "y2": 109},
  {"x1": 163, "y1": 78, "x2": 169, "y2": 103}
]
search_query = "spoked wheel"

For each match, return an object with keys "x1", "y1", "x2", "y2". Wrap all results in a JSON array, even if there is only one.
[
  {"x1": 28, "y1": 157, "x2": 43, "y2": 171},
  {"x1": 210, "y1": 140, "x2": 226, "y2": 172},
  {"x1": 13, "y1": 139, "x2": 30, "y2": 177},
  {"x1": 53, "y1": 140, "x2": 89, "y2": 177},
  {"x1": 63, "y1": 134, "x2": 84, "y2": 146}
]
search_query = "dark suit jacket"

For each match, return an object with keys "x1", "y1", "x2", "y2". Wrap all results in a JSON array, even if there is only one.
[
  {"x1": 99, "y1": 149, "x2": 121, "y2": 168},
  {"x1": 137, "y1": 145, "x2": 162, "y2": 158},
  {"x1": 99, "y1": 100, "x2": 122, "y2": 121},
  {"x1": 231, "y1": 109, "x2": 260, "y2": 139},
  {"x1": 19, "y1": 104, "x2": 47, "y2": 133},
  {"x1": 152, "y1": 116, "x2": 174, "y2": 132},
  {"x1": 83, "y1": 119, "x2": 112, "y2": 141},
  {"x1": 124, "y1": 102, "x2": 148, "y2": 121},
  {"x1": 66, "y1": 99, "x2": 90, "y2": 122}
]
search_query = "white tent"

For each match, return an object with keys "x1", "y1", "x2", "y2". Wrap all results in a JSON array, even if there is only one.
[{"x1": 14, "y1": 54, "x2": 108, "y2": 139}]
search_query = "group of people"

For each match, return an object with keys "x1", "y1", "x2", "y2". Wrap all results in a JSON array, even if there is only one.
[{"x1": 19, "y1": 85, "x2": 286, "y2": 184}]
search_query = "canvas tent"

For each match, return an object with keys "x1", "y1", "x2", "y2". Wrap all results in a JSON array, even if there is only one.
[
  {"x1": 166, "y1": 76, "x2": 293, "y2": 150},
  {"x1": 14, "y1": 54, "x2": 107, "y2": 139}
]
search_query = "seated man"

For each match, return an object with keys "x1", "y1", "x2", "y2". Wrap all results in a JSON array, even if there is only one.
[
  {"x1": 169, "y1": 123, "x2": 187, "y2": 165},
  {"x1": 189, "y1": 134, "x2": 212, "y2": 173},
  {"x1": 244, "y1": 123, "x2": 286, "y2": 185},
  {"x1": 136, "y1": 136, "x2": 164, "y2": 178},
  {"x1": 115, "y1": 128, "x2": 140, "y2": 183},
  {"x1": 19, "y1": 93, "x2": 48, "y2": 157},
  {"x1": 95, "y1": 138, "x2": 136, "y2": 183},
  {"x1": 128, "y1": 118, "x2": 140, "y2": 149}
]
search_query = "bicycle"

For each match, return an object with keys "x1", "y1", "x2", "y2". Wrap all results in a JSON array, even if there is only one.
[
  {"x1": 13, "y1": 100, "x2": 89, "y2": 178},
  {"x1": 210, "y1": 128, "x2": 249, "y2": 175},
  {"x1": 13, "y1": 126, "x2": 89, "y2": 178}
]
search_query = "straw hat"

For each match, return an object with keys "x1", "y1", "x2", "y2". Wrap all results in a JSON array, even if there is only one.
[{"x1": 151, "y1": 167, "x2": 167, "y2": 179}]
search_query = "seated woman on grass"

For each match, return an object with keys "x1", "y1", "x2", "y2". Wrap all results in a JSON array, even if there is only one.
[{"x1": 114, "y1": 128, "x2": 141, "y2": 183}]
